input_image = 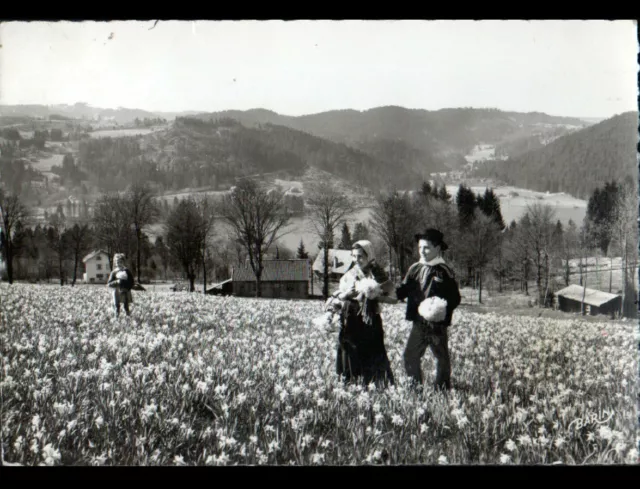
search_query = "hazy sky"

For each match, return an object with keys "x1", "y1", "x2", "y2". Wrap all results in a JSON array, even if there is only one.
[{"x1": 1, "y1": 20, "x2": 637, "y2": 118}]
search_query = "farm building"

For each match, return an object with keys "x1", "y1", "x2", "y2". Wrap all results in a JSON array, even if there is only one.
[
  {"x1": 554, "y1": 284, "x2": 622, "y2": 318},
  {"x1": 232, "y1": 259, "x2": 310, "y2": 299},
  {"x1": 82, "y1": 250, "x2": 111, "y2": 284},
  {"x1": 206, "y1": 278, "x2": 233, "y2": 296},
  {"x1": 312, "y1": 249, "x2": 353, "y2": 281}
]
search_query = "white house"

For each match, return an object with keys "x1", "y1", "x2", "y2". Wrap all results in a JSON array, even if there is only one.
[
  {"x1": 312, "y1": 249, "x2": 353, "y2": 281},
  {"x1": 82, "y1": 250, "x2": 111, "y2": 284}
]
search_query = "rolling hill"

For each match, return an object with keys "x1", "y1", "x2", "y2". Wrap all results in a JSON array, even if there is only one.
[
  {"x1": 0, "y1": 103, "x2": 198, "y2": 125},
  {"x1": 470, "y1": 111, "x2": 639, "y2": 199},
  {"x1": 75, "y1": 116, "x2": 434, "y2": 192},
  {"x1": 193, "y1": 106, "x2": 592, "y2": 168}
]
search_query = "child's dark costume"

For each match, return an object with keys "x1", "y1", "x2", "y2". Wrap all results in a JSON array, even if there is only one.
[
  {"x1": 107, "y1": 267, "x2": 134, "y2": 317},
  {"x1": 396, "y1": 256, "x2": 461, "y2": 391}
]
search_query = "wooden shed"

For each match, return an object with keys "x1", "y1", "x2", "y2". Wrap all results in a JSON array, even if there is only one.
[
  {"x1": 232, "y1": 259, "x2": 310, "y2": 299},
  {"x1": 555, "y1": 284, "x2": 622, "y2": 318}
]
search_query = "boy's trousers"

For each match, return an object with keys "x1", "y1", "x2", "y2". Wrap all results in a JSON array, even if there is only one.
[{"x1": 403, "y1": 320, "x2": 451, "y2": 390}]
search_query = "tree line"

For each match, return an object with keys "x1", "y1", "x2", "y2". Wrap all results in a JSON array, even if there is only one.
[{"x1": 2, "y1": 176, "x2": 637, "y2": 317}]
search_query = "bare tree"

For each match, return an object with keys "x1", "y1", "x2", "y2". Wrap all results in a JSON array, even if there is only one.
[
  {"x1": 220, "y1": 179, "x2": 291, "y2": 297},
  {"x1": 610, "y1": 181, "x2": 638, "y2": 317},
  {"x1": 519, "y1": 203, "x2": 556, "y2": 306},
  {"x1": 47, "y1": 212, "x2": 70, "y2": 286},
  {"x1": 561, "y1": 220, "x2": 580, "y2": 287},
  {"x1": 92, "y1": 193, "x2": 134, "y2": 269},
  {"x1": 124, "y1": 183, "x2": 160, "y2": 284},
  {"x1": 165, "y1": 197, "x2": 205, "y2": 292},
  {"x1": 369, "y1": 189, "x2": 416, "y2": 283},
  {"x1": 506, "y1": 217, "x2": 532, "y2": 295},
  {"x1": 461, "y1": 213, "x2": 502, "y2": 303},
  {"x1": 195, "y1": 195, "x2": 216, "y2": 294},
  {"x1": 66, "y1": 222, "x2": 93, "y2": 286},
  {"x1": 305, "y1": 179, "x2": 355, "y2": 299},
  {"x1": 0, "y1": 190, "x2": 30, "y2": 284}
]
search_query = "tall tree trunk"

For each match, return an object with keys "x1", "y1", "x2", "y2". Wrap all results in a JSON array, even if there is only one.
[
  {"x1": 478, "y1": 271, "x2": 483, "y2": 304},
  {"x1": 322, "y1": 245, "x2": 329, "y2": 300},
  {"x1": 389, "y1": 246, "x2": 393, "y2": 283},
  {"x1": 581, "y1": 268, "x2": 588, "y2": 315},
  {"x1": 59, "y1": 256, "x2": 64, "y2": 286},
  {"x1": 202, "y1": 251, "x2": 207, "y2": 295},
  {"x1": 256, "y1": 271, "x2": 262, "y2": 298},
  {"x1": 136, "y1": 229, "x2": 142, "y2": 284},
  {"x1": 188, "y1": 272, "x2": 195, "y2": 292},
  {"x1": 621, "y1": 237, "x2": 627, "y2": 317},
  {"x1": 6, "y1": 244, "x2": 14, "y2": 284},
  {"x1": 579, "y1": 255, "x2": 583, "y2": 286},
  {"x1": 72, "y1": 252, "x2": 79, "y2": 286},
  {"x1": 609, "y1": 256, "x2": 613, "y2": 293}
]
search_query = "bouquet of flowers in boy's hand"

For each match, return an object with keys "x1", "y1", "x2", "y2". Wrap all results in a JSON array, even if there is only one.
[
  {"x1": 116, "y1": 271, "x2": 128, "y2": 281},
  {"x1": 418, "y1": 296, "x2": 448, "y2": 323},
  {"x1": 355, "y1": 277, "x2": 382, "y2": 300}
]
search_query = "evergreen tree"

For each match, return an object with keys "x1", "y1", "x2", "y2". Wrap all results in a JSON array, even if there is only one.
[
  {"x1": 478, "y1": 188, "x2": 506, "y2": 230},
  {"x1": 438, "y1": 185, "x2": 451, "y2": 202},
  {"x1": 352, "y1": 222, "x2": 370, "y2": 242},
  {"x1": 296, "y1": 239, "x2": 309, "y2": 259},
  {"x1": 421, "y1": 181, "x2": 432, "y2": 198},
  {"x1": 456, "y1": 184, "x2": 476, "y2": 228},
  {"x1": 338, "y1": 222, "x2": 352, "y2": 250}
]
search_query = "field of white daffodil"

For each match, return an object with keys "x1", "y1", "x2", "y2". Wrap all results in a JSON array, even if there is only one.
[{"x1": 1, "y1": 283, "x2": 638, "y2": 466}]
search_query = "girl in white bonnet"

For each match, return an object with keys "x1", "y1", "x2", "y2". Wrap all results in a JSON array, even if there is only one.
[
  {"x1": 330, "y1": 240, "x2": 397, "y2": 388},
  {"x1": 107, "y1": 253, "x2": 134, "y2": 317}
]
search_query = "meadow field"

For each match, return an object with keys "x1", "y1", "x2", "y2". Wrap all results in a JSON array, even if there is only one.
[
  {"x1": 89, "y1": 128, "x2": 164, "y2": 139},
  {"x1": 1, "y1": 283, "x2": 637, "y2": 466}
]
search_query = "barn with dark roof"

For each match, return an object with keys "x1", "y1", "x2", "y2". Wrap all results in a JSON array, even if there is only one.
[{"x1": 232, "y1": 259, "x2": 310, "y2": 299}]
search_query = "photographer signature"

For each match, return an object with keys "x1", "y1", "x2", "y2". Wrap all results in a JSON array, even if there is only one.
[{"x1": 568, "y1": 410, "x2": 614, "y2": 431}]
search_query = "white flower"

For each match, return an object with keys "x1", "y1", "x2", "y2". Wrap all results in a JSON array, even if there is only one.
[
  {"x1": 505, "y1": 439, "x2": 517, "y2": 452},
  {"x1": 391, "y1": 414, "x2": 404, "y2": 426},
  {"x1": 420, "y1": 423, "x2": 428, "y2": 434},
  {"x1": 418, "y1": 296, "x2": 448, "y2": 322},
  {"x1": 598, "y1": 426, "x2": 613, "y2": 441},
  {"x1": 437, "y1": 455, "x2": 448, "y2": 465},
  {"x1": 311, "y1": 452, "x2": 325, "y2": 464},
  {"x1": 174, "y1": 455, "x2": 187, "y2": 466},
  {"x1": 355, "y1": 278, "x2": 382, "y2": 300},
  {"x1": 456, "y1": 416, "x2": 469, "y2": 429},
  {"x1": 195, "y1": 381, "x2": 208, "y2": 394},
  {"x1": 14, "y1": 436, "x2": 24, "y2": 451},
  {"x1": 500, "y1": 453, "x2": 511, "y2": 464},
  {"x1": 42, "y1": 444, "x2": 61, "y2": 466},
  {"x1": 90, "y1": 453, "x2": 108, "y2": 466},
  {"x1": 554, "y1": 436, "x2": 565, "y2": 448},
  {"x1": 625, "y1": 448, "x2": 639, "y2": 464}
]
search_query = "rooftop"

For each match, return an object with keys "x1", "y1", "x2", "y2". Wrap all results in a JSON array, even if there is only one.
[
  {"x1": 556, "y1": 284, "x2": 620, "y2": 307},
  {"x1": 233, "y1": 259, "x2": 310, "y2": 282}
]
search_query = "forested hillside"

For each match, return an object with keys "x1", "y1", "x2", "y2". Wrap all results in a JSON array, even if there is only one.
[{"x1": 471, "y1": 111, "x2": 639, "y2": 199}]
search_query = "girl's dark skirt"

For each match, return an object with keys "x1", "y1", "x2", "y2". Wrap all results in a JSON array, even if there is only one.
[{"x1": 336, "y1": 300, "x2": 395, "y2": 388}]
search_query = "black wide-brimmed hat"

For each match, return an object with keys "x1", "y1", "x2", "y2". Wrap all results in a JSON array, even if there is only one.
[{"x1": 414, "y1": 228, "x2": 448, "y2": 251}]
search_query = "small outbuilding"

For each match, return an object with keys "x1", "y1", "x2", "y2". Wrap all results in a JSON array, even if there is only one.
[
  {"x1": 555, "y1": 284, "x2": 622, "y2": 318},
  {"x1": 232, "y1": 259, "x2": 310, "y2": 299}
]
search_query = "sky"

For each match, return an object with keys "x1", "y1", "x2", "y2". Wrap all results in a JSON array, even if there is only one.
[{"x1": 0, "y1": 20, "x2": 638, "y2": 119}]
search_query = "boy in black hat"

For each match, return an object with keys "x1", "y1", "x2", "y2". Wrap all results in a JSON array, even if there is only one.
[{"x1": 396, "y1": 228, "x2": 461, "y2": 391}]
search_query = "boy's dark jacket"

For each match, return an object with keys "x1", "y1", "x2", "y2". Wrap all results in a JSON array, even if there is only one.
[{"x1": 396, "y1": 259, "x2": 461, "y2": 326}]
